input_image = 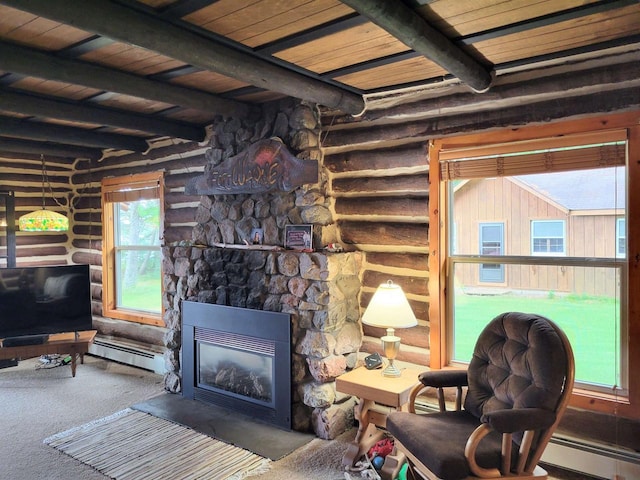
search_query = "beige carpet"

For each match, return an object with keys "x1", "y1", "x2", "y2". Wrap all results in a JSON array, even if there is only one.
[{"x1": 44, "y1": 408, "x2": 271, "y2": 480}]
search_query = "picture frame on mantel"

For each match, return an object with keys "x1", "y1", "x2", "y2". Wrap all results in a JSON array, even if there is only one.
[
  {"x1": 250, "y1": 228, "x2": 264, "y2": 245},
  {"x1": 285, "y1": 225, "x2": 313, "y2": 251}
]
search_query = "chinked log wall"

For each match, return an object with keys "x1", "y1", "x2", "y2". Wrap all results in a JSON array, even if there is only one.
[
  {"x1": 1, "y1": 140, "x2": 208, "y2": 348},
  {"x1": 73, "y1": 140, "x2": 208, "y2": 346},
  {"x1": 321, "y1": 121, "x2": 430, "y2": 365},
  {"x1": 0, "y1": 154, "x2": 73, "y2": 264}
]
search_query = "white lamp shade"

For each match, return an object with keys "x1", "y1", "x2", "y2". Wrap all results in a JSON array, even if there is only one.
[{"x1": 362, "y1": 281, "x2": 417, "y2": 329}]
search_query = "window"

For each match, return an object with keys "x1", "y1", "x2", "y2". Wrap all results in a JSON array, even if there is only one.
[
  {"x1": 531, "y1": 220, "x2": 565, "y2": 255},
  {"x1": 479, "y1": 223, "x2": 504, "y2": 283},
  {"x1": 102, "y1": 172, "x2": 164, "y2": 326},
  {"x1": 430, "y1": 113, "x2": 640, "y2": 418},
  {"x1": 617, "y1": 218, "x2": 626, "y2": 258}
]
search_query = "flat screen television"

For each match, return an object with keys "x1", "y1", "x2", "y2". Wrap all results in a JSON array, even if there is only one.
[{"x1": 0, "y1": 264, "x2": 93, "y2": 340}]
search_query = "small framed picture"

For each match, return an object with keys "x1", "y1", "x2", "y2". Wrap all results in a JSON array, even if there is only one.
[
  {"x1": 285, "y1": 224, "x2": 313, "y2": 251},
  {"x1": 250, "y1": 228, "x2": 264, "y2": 245}
]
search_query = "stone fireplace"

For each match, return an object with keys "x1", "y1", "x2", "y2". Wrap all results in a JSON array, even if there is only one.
[
  {"x1": 160, "y1": 98, "x2": 362, "y2": 438},
  {"x1": 163, "y1": 245, "x2": 362, "y2": 438}
]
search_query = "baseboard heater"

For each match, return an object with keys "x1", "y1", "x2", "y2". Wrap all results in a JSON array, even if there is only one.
[
  {"x1": 415, "y1": 401, "x2": 640, "y2": 479},
  {"x1": 542, "y1": 435, "x2": 640, "y2": 480},
  {"x1": 89, "y1": 337, "x2": 165, "y2": 374}
]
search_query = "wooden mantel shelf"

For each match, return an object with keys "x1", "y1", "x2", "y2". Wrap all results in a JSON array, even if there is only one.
[{"x1": 0, "y1": 330, "x2": 97, "y2": 377}]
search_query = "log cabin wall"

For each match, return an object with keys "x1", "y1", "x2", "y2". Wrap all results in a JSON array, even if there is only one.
[
  {"x1": 0, "y1": 152, "x2": 74, "y2": 266},
  {"x1": 70, "y1": 138, "x2": 209, "y2": 350},
  {"x1": 321, "y1": 138, "x2": 431, "y2": 365}
]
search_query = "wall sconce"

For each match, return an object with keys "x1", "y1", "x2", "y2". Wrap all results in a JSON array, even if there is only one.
[
  {"x1": 18, "y1": 155, "x2": 68, "y2": 232},
  {"x1": 362, "y1": 280, "x2": 417, "y2": 377}
]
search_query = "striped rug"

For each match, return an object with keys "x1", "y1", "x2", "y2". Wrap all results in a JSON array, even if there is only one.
[{"x1": 44, "y1": 408, "x2": 271, "y2": 480}]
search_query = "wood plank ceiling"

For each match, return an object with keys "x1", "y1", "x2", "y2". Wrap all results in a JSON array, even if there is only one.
[{"x1": 0, "y1": 0, "x2": 638, "y2": 160}]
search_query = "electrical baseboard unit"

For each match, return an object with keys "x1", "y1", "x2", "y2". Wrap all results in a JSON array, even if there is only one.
[
  {"x1": 89, "y1": 337, "x2": 165, "y2": 374},
  {"x1": 542, "y1": 435, "x2": 640, "y2": 480}
]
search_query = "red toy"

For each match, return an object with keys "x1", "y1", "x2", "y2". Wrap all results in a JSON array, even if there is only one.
[{"x1": 367, "y1": 437, "x2": 394, "y2": 460}]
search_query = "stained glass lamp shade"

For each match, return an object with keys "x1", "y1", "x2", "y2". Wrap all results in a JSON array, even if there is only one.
[
  {"x1": 19, "y1": 209, "x2": 69, "y2": 231},
  {"x1": 18, "y1": 155, "x2": 69, "y2": 232}
]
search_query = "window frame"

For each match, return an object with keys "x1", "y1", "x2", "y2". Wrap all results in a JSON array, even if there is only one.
[
  {"x1": 429, "y1": 111, "x2": 640, "y2": 419},
  {"x1": 101, "y1": 172, "x2": 164, "y2": 326}
]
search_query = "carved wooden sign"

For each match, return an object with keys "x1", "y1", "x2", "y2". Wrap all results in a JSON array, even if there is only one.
[{"x1": 185, "y1": 137, "x2": 318, "y2": 195}]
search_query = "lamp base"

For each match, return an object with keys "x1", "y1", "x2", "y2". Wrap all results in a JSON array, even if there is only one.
[
  {"x1": 381, "y1": 360, "x2": 402, "y2": 377},
  {"x1": 381, "y1": 331, "x2": 402, "y2": 377}
]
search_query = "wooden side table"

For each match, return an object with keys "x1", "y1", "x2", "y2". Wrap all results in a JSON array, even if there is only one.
[{"x1": 336, "y1": 366, "x2": 422, "y2": 472}]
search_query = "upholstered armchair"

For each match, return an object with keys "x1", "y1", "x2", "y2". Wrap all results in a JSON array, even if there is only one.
[{"x1": 386, "y1": 312, "x2": 575, "y2": 480}]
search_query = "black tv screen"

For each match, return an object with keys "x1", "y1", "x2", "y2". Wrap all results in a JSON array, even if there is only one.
[{"x1": 0, "y1": 264, "x2": 93, "y2": 339}]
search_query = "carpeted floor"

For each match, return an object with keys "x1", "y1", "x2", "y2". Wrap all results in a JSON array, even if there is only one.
[{"x1": 1, "y1": 355, "x2": 601, "y2": 480}]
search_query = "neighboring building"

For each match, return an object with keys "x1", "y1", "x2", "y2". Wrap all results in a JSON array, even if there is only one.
[{"x1": 452, "y1": 167, "x2": 625, "y2": 297}]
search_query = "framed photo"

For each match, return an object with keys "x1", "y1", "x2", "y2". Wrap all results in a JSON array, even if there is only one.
[
  {"x1": 285, "y1": 224, "x2": 313, "y2": 251},
  {"x1": 250, "y1": 228, "x2": 264, "y2": 245}
]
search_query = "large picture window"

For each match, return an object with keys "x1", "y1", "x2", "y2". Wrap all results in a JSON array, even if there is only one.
[
  {"x1": 430, "y1": 115, "x2": 640, "y2": 418},
  {"x1": 102, "y1": 172, "x2": 164, "y2": 326}
]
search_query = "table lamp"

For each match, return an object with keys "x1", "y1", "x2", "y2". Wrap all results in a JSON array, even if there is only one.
[{"x1": 362, "y1": 280, "x2": 417, "y2": 377}]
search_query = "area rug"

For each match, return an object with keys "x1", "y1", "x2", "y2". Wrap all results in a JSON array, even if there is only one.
[
  {"x1": 132, "y1": 393, "x2": 314, "y2": 460},
  {"x1": 43, "y1": 408, "x2": 271, "y2": 480}
]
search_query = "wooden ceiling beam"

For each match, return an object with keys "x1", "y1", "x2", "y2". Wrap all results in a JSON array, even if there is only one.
[
  {"x1": 0, "y1": 115, "x2": 149, "y2": 151},
  {"x1": 340, "y1": 0, "x2": 494, "y2": 92},
  {"x1": 0, "y1": 88, "x2": 207, "y2": 142},
  {"x1": 0, "y1": 137, "x2": 102, "y2": 160},
  {"x1": 1, "y1": 0, "x2": 366, "y2": 115},
  {"x1": 0, "y1": 41, "x2": 250, "y2": 120}
]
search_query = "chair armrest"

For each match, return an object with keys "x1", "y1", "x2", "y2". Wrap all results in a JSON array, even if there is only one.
[
  {"x1": 481, "y1": 408, "x2": 557, "y2": 434},
  {"x1": 418, "y1": 370, "x2": 468, "y2": 388}
]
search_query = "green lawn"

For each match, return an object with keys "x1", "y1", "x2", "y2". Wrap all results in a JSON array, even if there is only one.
[
  {"x1": 453, "y1": 291, "x2": 621, "y2": 388},
  {"x1": 119, "y1": 277, "x2": 161, "y2": 313}
]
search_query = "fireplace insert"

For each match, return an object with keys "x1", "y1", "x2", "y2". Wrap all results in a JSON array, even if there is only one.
[{"x1": 182, "y1": 301, "x2": 291, "y2": 430}]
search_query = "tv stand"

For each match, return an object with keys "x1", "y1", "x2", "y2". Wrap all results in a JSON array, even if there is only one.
[{"x1": 0, "y1": 330, "x2": 97, "y2": 377}]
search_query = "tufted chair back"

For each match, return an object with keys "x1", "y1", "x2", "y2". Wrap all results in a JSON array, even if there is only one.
[{"x1": 464, "y1": 312, "x2": 567, "y2": 428}]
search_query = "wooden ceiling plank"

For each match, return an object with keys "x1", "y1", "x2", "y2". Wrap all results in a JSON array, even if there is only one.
[
  {"x1": 275, "y1": 23, "x2": 410, "y2": 74},
  {"x1": 421, "y1": 0, "x2": 602, "y2": 37},
  {"x1": 335, "y1": 57, "x2": 447, "y2": 91},
  {"x1": 96, "y1": 94, "x2": 175, "y2": 116},
  {"x1": 0, "y1": 88, "x2": 207, "y2": 141},
  {"x1": 456, "y1": 0, "x2": 640, "y2": 46},
  {"x1": 10, "y1": 76, "x2": 102, "y2": 101},
  {"x1": 340, "y1": 0, "x2": 493, "y2": 92},
  {"x1": 169, "y1": 70, "x2": 249, "y2": 95},
  {"x1": 0, "y1": 137, "x2": 102, "y2": 160},
  {"x1": 0, "y1": 115, "x2": 150, "y2": 151},
  {"x1": 0, "y1": 40, "x2": 251, "y2": 118},
  {"x1": 0, "y1": 0, "x2": 365, "y2": 114},
  {"x1": 196, "y1": 0, "x2": 355, "y2": 48},
  {"x1": 256, "y1": 13, "x2": 367, "y2": 56},
  {"x1": 323, "y1": 51, "x2": 422, "y2": 80},
  {"x1": 79, "y1": 43, "x2": 186, "y2": 76},
  {"x1": 475, "y1": 7, "x2": 640, "y2": 66}
]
